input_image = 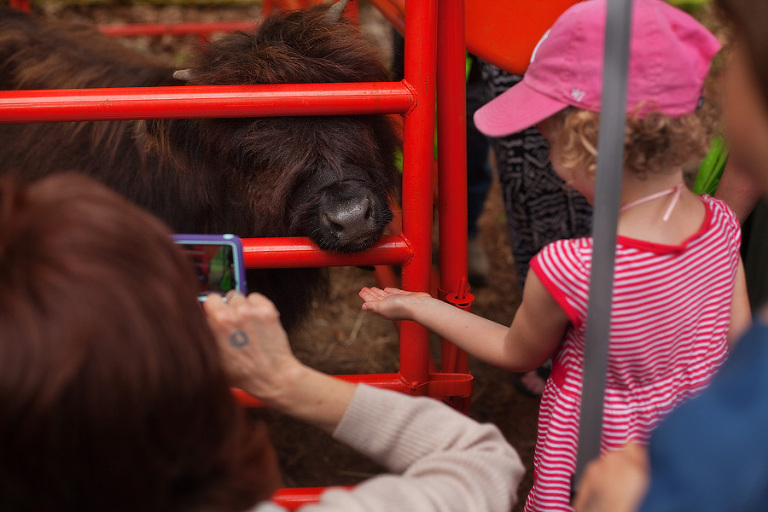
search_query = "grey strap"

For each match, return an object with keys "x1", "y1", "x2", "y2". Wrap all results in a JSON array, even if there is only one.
[{"x1": 572, "y1": 0, "x2": 634, "y2": 490}]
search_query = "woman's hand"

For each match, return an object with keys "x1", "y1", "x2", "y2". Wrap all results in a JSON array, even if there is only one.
[
  {"x1": 359, "y1": 286, "x2": 433, "y2": 321},
  {"x1": 204, "y1": 291, "x2": 302, "y2": 405},
  {"x1": 205, "y1": 291, "x2": 356, "y2": 433}
]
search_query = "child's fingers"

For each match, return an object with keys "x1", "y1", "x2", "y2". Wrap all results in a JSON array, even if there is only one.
[
  {"x1": 359, "y1": 286, "x2": 389, "y2": 301},
  {"x1": 359, "y1": 289, "x2": 387, "y2": 313},
  {"x1": 383, "y1": 287, "x2": 410, "y2": 295},
  {"x1": 360, "y1": 298, "x2": 379, "y2": 312}
]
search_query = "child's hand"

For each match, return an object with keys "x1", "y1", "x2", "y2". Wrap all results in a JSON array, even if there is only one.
[{"x1": 359, "y1": 286, "x2": 433, "y2": 321}]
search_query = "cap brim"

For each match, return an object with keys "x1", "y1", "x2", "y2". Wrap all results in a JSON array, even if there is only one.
[{"x1": 474, "y1": 80, "x2": 568, "y2": 138}]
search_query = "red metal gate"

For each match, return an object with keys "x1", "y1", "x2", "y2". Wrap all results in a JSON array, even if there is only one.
[{"x1": 0, "y1": 1, "x2": 471, "y2": 507}]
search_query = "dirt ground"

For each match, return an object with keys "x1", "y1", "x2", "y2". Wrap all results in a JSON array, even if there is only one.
[{"x1": 35, "y1": 2, "x2": 540, "y2": 508}]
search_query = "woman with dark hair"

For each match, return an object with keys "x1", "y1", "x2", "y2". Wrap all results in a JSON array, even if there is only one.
[
  {"x1": 573, "y1": 0, "x2": 768, "y2": 510},
  {"x1": 0, "y1": 173, "x2": 523, "y2": 512},
  {"x1": 0, "y1": 174, "x2": 282, "y2": 512}
]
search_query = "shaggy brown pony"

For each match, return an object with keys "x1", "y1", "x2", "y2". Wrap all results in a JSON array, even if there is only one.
[{"x1": 0, "y1": 3, "x2": 400, "y2": 329}]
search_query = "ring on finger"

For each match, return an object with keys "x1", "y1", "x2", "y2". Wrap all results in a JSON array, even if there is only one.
[{"x1": 224, "y1": 290, "x2": 244, "y2": 302}]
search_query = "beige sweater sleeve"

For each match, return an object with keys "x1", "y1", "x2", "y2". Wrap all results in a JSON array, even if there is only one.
[{"x1": 299, "y1": 384, "x2": 524, "y2": 512}]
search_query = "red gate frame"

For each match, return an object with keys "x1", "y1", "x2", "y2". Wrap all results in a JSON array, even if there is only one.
[{"x1": 0, "y1": 1, "x2": 471, "y2": 507}]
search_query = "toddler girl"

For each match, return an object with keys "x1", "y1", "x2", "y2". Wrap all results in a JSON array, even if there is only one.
[{"x1": 360, "y1": 0, "x2": 751, "y2": 510}]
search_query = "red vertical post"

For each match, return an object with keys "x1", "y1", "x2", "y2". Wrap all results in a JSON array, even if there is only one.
[
  {"x1": 399, "y1": 0, "x2": 438, "y2": 391},
  {"x1": 345, "y1": 0, "x2": 360, "y2": 24},
  {"x1": 437, "y1": 0, "x2": 470, "y2": 375}
]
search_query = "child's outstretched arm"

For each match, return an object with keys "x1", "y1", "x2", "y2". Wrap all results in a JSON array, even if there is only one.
[{"x1": 359, "y1": 273, "x2": 569, "y2": 372}]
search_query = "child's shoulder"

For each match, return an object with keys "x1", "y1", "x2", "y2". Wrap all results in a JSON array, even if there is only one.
[
  {"x1": 700, "y1": 194, "x2": 742, "y2": 238},
  {"x1": 530, "y1": 237, "x2": 592, "y2": 302},
  {"x1": 539, "y1": 236, "x2": 594, "y2": 254},
  {"x1": 534, "y1": 236, "x2": 594, "y2": 270}
]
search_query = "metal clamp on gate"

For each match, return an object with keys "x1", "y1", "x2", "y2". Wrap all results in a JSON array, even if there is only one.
[{"x1": 441, "y1": 276, "x2": 474, "y2": 311}]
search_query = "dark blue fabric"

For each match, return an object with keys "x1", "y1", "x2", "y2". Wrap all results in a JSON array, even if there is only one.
[
  {"x1": 639, "y1": 320, "x2": 768, "y2": 511},
  {"x1": 466, "y1": 66, "x2": 492, "y2": 240}
]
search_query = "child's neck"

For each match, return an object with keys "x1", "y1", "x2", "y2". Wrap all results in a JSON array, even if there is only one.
[
  {"x1": 619, "y1": 169, "x2": 685, "y2": 207},
  {"x1": 616, "y1": 168, "x2": 706, "y2": 246}
]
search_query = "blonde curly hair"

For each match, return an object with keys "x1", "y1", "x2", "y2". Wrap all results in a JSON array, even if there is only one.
[{"x1": 540, "y1": 104, "x2": 718, "y2": 181}]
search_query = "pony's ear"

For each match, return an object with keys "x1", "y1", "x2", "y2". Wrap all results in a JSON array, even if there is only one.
[{"x1": 325, "y1": 0, "x2": 352, "y2": 22}]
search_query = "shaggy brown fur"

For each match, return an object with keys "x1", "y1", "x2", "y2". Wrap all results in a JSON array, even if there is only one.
[{"x1": 0, "y1": 5, "x2": 400, "y2": 330}]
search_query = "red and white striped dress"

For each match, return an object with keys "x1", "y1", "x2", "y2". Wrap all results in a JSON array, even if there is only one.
[{"x1": 524, "y1": 196, "x2": 741, "y2": 512}]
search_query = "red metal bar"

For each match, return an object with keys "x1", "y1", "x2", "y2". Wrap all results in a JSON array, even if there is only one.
[
  {"x1": 436, "y1": 0, "x2": 471, "y2": 376},
  {"x1": 242, "y1": 235, "x2": 412, "y2": 269},
  {"x1": 344, "y1": 0, "x2": 359, "y2": 25},
  {"x1": 0, "y1": 82, "x2": 414, "y2": 124},
  {"x1": 398, "y1": 0, "x2": 438, "y2": 391},
  {"x1": 98, "y1": 21, "x2": 258, "y2": 38},
  {"x1": 273, "y1": 487, "x2": 343, "y2": 511}
]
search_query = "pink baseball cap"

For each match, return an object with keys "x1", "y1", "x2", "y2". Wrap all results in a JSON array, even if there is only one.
[{"x1": 474, "y1": 0, "x2": 721, "y2": 138}]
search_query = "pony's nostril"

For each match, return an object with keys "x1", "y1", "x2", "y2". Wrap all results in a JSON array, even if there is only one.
[
  {"x1": 323, "y1": 195, "x2": 373, "y2": 240},
  {"x1": 324, "y1": 213, "x2": 344, "y2": 232}
]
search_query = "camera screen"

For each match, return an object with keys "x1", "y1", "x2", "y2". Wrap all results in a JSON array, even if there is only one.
[{"x1": 178, "y1": 243, "x2": 238, "y2": 300}]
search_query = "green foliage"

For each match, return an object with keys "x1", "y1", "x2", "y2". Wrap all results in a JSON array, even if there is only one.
[
  {"x1": 693, "y1": 136, "x2": 728, "y2": 196},
  {"x1": 667, "y1": 0, "x2": 710, "y2": 13}
]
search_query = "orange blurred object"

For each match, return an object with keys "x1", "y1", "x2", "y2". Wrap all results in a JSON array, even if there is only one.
[
  {"x1": 465, "y1": 0, "x2": 582, "y2": 74},
  {"x1": 371, "y1": 0, "x2": 582, "y2": 76}
]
